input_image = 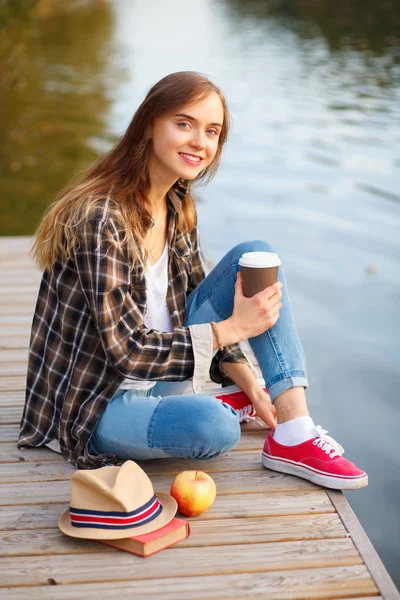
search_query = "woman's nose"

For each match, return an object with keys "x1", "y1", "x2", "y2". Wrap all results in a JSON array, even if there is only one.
[{"x1": 190, "y1": 131, "x2": 206, "y2": 149}]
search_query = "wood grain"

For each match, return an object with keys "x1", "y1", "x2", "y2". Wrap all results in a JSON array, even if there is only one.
[
  {"x1": 0, "y1": 566, "x2": 379, "y2": 599},
  {"x1": 0, "y1": 514, "x2": 348, "y2": 557},
  {"x1": 0, "y1": 538, "x2": 363, "y2": 588},
  {"x1": 327, "y1": 489, "x2": 400, "y2": 600},
  {"x1": 0, "y1": 491, "x2": 334, "y2": 533},
  {"x1": 0, "y1": 450, "x2": 316, "y2": 485}
]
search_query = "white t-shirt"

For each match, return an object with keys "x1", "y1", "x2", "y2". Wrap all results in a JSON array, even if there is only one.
[{"x1": 119, "y1": 240, "x2": 173, "y2": 391}]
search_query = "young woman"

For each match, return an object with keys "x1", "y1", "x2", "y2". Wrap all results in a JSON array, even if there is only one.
[{"x1": 18, "y1": 71, "x2": 367, "y2": 489}]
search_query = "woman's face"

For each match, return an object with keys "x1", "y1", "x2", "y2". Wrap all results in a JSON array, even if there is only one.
[{"x1": 149, "y1": 92, "x2": 224, "y2": 182}]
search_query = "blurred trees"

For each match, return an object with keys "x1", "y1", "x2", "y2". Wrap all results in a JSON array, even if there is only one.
[{"x1": 0, "y1": 0, "x2": 116, "y2": 235}]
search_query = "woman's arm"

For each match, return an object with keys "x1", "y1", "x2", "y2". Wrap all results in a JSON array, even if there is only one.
[
  {"x1": 220, "y1": 361, "x2": 277, "y2": 429},
  {"x1": 187, "y1": 224, "x2": 257, "y2": 386},
  {"x1": 74, "y1": 214, "x2": 234, "y2": 390}
]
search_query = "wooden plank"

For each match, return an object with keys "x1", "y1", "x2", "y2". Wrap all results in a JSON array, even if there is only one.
[
  {"x1": 0, "y1": 391, "x2": 26, "y2": 407},
  {"x1": 0, "y1": 445, "x2": 65, "y2": 463},
  {"x1": 0, "y1": 565, "x2": 379, "y2": 599},
  {"x1": 0, "y1": 361, "x2": 29, "y2": 375},
  {"x1": 0, "y1": 287, "x2": 38, "y2": 296},
  {"x1": 0, "y1": 340, "x2": 29, "y2": 350},
  {"x1": 0, "y1": 477, "x2": 329, "y2": 508},
  {"x1": 0, "y1": 281, "x2": 39, "y2": 291},
  {"x1": 0, "y1": 306, "x2": 35, "y2": 317},
  {"x1": 0, "y1": 406, "x2": 23, "y2": 424},
  {"x1": 0, "y1": 261, "x2": 35, "y2": 270},
  {"x1": 0, "y1": 449, "x2": 310, "y2": 480},
  {"x1": 0, "y1": 317, "x2": 33, "y2": 326},
  {"x1": 0, "y1": 300, "x2": 39, "y2": 316},
  {"x1": 0, "y1": 268, "x2": 39, "y2": 279},
  {"x1": 0, "y1": 425, "x2": 20, "y2": 443},
  {"x1": 0, "y1": 538, "x2": 363, "y2": 588},
  {"x1": 0, "y1": 350, "x2": 28, "y2": 363},
  {"x1": 0, "y1": 235, "x2": 33, "y2": 250},
  {"x1": 0, "y1": 491, "x2": 334, "y2": 529},
  {"x1": 327, "y1": 489, "x2": 400, "y2": 600},
  {"x1": 0, "y1": 260, "x2": 36, "y2": 270},
  {"x1": 0, "y1": 514, "x2": 348, "y2": 557},
  {"x1": 0, "y1": 377, "x2": 27, "y2": 392},
  {"x1": 0, "y1": 328, "x2": 30, "y2": 340},
  {"x1": 0, "y1": 456, "x2": 319, "y2": 496},
  {"x1": 0, "y1": 459, "x2": 76, "y2": 482}
]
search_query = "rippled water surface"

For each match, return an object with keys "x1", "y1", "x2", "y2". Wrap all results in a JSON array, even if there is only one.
[{"x1": 1, "y1": 0, "x2": 399, "y2": 586}]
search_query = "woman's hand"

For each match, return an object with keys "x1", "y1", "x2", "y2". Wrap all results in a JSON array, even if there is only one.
[
  {"x1": 229, "y1": 272, "x2": 283, "y2": 341},
  {"x1": 250, "y1": 388, "x2": 277, "y2": 430}
]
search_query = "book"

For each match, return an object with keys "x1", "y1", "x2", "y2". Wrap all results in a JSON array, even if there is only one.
[{"x1": 98, "y1": 517, "x2": 190, "y2": 557}]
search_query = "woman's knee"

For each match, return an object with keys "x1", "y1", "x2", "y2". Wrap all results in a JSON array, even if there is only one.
[
  {"x1": 148, "y1": 394, "x2": 240, "y2": 460},
  {"x1": 192, "y1": 396, "x2": 241, "y2": 458},
  {"x1": 169, "y1": 395, "x2": 240, "y2": 459},
  {"x1": 230, "y1": 240, "x2": 275, "y2": 262}
]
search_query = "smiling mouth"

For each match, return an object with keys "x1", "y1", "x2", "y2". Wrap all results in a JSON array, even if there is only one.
[{"x1": 179, "y1": 153, "x2": 203, "y2": 164}]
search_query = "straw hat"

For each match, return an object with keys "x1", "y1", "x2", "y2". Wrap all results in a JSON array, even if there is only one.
[{"x1": 59, "y1": 460, "x2": 177, "y2": 540}]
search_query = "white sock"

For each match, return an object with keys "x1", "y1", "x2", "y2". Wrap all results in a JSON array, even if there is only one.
[{"x1": 273, "y1": 416, "x2": 316, "y2": 446}]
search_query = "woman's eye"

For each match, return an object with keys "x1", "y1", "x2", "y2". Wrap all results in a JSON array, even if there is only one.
[{"x1": 177, "y1": 122, "x2": 219, "y2": 136}]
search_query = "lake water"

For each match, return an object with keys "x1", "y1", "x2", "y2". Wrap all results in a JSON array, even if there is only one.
[{"x1": 1, "y1": 0, "x2": 399, "y2": 587}]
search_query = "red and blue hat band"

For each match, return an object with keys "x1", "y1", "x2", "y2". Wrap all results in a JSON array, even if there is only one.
[{"x1": 70, "y1": 494, "x2": 163, "y2": 530}]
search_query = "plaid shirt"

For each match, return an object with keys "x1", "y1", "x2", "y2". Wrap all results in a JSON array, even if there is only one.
[{"x1": 18, "y1": 183, "x2": 250, "y2": 468}]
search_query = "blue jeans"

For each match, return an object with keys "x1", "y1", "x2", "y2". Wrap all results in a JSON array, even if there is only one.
[{"x1": 90, "y1": 240, "x2": 308, "y2": 461}]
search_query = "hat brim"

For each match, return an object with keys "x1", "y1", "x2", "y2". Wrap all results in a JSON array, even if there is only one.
[{"x1": 58, "y1": 492, "x2": 177, "y2": 540}]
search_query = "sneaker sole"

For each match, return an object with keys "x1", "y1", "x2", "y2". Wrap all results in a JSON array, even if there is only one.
[{"x1": 262, "y1": 453, "x2": 368, "y2": 490}]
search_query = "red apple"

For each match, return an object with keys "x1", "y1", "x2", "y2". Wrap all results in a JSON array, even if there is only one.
[{"x1": 170, "y1": 471, "x2": 217, "y2": 517}]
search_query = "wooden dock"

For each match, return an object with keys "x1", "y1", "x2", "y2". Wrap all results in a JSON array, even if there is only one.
[{"x1": 0, "y1": 236, "x2": 398, "y2": 599}]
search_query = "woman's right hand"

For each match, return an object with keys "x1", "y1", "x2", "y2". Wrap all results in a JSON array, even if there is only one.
[{"x1": 230, "y1": 271, "x2": 283, "y2": 341}]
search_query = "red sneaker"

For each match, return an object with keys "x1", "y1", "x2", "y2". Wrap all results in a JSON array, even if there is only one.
[
  {"x1": 207, "y1": 380, "x2": 267, "y2": 423},
  {"x1": 262, "y1": 425, "x2": 368, "y2": 490}
]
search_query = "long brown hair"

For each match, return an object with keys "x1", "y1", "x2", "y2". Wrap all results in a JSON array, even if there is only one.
[{"x1": 31, "y1": 71, "x2": 231, "y2": 271}]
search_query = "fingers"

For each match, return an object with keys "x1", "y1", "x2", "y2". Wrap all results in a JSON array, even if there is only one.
[
  {"x1": 254, "y1": 281, "x2": 283, "y2": 303},
  {"x1": 266, "y1": 402, "x2": 277, "y2": 429},
  {"x1": 265, "y1": 281, "x2": 283, "y2": 300},
  {"x1": 235, "y1": 272, "x2": 244, "y2": 297},
  {"x1": 266, "y1": 301, "x2": 282, "y2": 328},
  {"x1": 251, "y1": 393, "x2": 277, "y2": 429},
  {"x1": 261, "y1": 407, "x2": 277, "y2": 430},
  {"x1": 258, "y1": 292, "x2": 282, "y2": 314},
  {"x1": 237, "y1": 273, "x2": 282, "y2": 301},
  {"x1": 236, "y1": 272, "x2": 282, "y2": 325}
]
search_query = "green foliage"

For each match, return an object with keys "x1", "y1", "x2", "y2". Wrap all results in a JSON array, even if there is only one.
[{"x1": 0, "y1": 0, "x2": 117, "y2": 235}]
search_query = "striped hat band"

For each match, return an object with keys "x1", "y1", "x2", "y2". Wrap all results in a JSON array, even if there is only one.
[{"x1": 70, "y1": 494, "x2": 162, "y2": 530}]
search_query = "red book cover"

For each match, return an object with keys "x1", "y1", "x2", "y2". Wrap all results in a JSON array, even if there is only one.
[{"x1": 98, "y1": 517, "x2": 190, "y2": 557}]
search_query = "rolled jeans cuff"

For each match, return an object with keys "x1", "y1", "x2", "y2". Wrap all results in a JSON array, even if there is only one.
[
  {"x1": 266, "y1": 372, "x2": 309, "y2": 403},
  {"x1": 188, "y1": 323, "x2": 213, "y2": 393}
]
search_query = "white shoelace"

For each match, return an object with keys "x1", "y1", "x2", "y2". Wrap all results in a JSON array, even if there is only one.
[
  {"x1": 312, "y1": 425, "x2": 344, "y2": 458},
  {"x1": 236, "y1": 405, "x2": 261, "y2": 424}
]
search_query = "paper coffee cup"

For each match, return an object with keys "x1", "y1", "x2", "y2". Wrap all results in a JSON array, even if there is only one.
[{"x1": 238, "y1": 252, "x2": 281, "y2": 298}]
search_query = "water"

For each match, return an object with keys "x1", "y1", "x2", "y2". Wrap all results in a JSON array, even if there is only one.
[{"x1": 1, "y1": 0, "x2": 399, "y2": 586}]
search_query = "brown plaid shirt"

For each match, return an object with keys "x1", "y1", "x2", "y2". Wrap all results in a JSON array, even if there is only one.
[{"x1": 18, "y1": 183, "x2": 250, "y2": 468}]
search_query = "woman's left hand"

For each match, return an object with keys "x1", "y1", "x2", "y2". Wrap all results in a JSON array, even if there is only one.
[{"x1": 250, "y1": 389, "x2": 277, "y2": 430}]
